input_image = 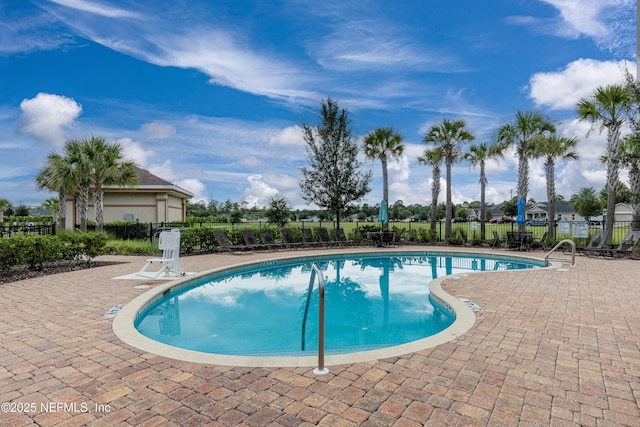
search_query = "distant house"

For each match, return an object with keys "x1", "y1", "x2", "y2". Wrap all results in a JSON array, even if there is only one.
[
  {"x1": 64, "y1": 167, "x2": 193, "y2": 229},
  {"x1": 607, "y1": 203, "x2": 634, "y2": 223},
  {"x1": 525, "y1": 201, "x2": 584, "y2": 222}
]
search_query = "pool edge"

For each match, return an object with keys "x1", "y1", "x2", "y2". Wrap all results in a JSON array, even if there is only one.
[{"x1": 112, "y1": 248, "x2": 550, "y2": 368}]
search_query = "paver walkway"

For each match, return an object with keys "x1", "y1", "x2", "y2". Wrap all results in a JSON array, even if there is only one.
[{"x1": 1, "y1": 247, "x2": 639, "y2": 426}]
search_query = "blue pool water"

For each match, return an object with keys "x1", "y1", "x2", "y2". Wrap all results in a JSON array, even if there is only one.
[{"x1": 135, "y1": 252, "x2": 542, "y2": 357}]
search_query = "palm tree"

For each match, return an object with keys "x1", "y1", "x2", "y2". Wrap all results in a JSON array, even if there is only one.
[
  {"x1": 619, "y1": 134, "x2": 640, "y2": 229},
  {"x1": 423, "y1": 119, "x2": 475, "y2": 239},
  {"x1": 464, "y1": 142, "x2": 505, "y2": 240},
  {"x1": 498, "y1": 110, "x2": 555, "y2": 231},
  {"x1": 363, "y1": 127, "x2": 405, "y2": 231},
  {"x1": 533, "y1": 134, "x2": 579, "y2": 240},
  {"x1": 81, "y1": 136, "x2": 137, "y2": 232},
  {"x1": 35, "y1": 151, "x2": 80, "y2": 231},
  {"x1": 569, "y1": 187, "x2": 602, "y2": 221},
  {"x1": 577, "y1": 84, "x2": 631, "y2": 235},
  {"x1": 417, "y1": 147, "x2": 444, "y2": 231},
  {"x1": 63, "y1": 139, "x2": 93, "y2": 232}
]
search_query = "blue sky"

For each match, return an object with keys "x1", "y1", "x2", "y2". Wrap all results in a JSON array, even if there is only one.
[{"x1": 0, "y1": 0, "x2": 636, "y2": 210}]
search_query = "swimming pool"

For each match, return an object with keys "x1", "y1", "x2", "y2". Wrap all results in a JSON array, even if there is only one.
[{"x1": 117, "y1": 251, "x2": 543, "y2": 366}]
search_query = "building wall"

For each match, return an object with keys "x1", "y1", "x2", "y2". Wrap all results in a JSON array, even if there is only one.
[{"x1": 64, "y1": 191, "x2": 188, "y2": 229}]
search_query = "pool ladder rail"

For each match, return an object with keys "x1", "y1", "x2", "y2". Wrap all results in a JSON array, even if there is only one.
[
  {"x1": 544, "y1": 239, "x2": 576, "y2": 267},
  {"x1": 302, "y1": 263, "x2": 329, "y2": 376}
]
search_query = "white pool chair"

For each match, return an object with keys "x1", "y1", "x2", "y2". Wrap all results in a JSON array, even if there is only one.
[{"x1": 136, "y1": 229, "x2": 185, "y2": 278}]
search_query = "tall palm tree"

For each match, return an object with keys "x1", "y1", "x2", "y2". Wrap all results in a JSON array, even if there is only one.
[
  {"x1": 498, "y1": 110, "x2": 555, "y2": 231},
  {"x1": 82, "y1": 136, "x2": 137, "y2": 232},
  {"x1": 35, "y1": 151, "x2": 76, "y2": 231},
  {"x1": 64, "y1": 139, "x2": 93, "y2": 232},
  {"x1": 464, "y1": 142, "x2": 505, "y2": 240},
  {"x1": 417, "y1": 147, "x2": 444, "y2": 231},
  {"x1": 577, "y1": 84, "x2": 631, "y2": 235},
  {"x1": 533, "y1": 134, "x2": 579, "y2": 241},
  {"x1": 363, "y1": 127, "x2": 405, "y2": 231},
  {"x1": 619, "y1": 134, "x2": 640, "y2": 229},
  {"x1": 423, "y1": 119, "x2": 475, "y2": 239}
]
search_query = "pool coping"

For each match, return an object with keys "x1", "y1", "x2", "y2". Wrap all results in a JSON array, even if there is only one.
[{"x1": 113, "y1": 249, "x2": 555, "y2": 368}]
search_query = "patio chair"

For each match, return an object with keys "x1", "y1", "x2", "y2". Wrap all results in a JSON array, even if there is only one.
[
  {"x1": 534, "y1": 231, "x2": 549, "y2": 251},
  {"x1": 212, "y1": 230, "x2": 246, "y2": 252},
  {"x1": 302, "y1": 228, "x2": 323, "y2": 247},
  {"x1": 136, "y1": 229, "x2": 185, "y2": 278},
  {"x1": 241, "y1": 229, "x2": 269, "y2": 251},
  {"x1": 492, "y1": 230, "x2": 503, "y2": 249},
  {"x1": 335, "y1": 228, "x2": 358, "y2": 246},
  {"x1": 316, "y1": 227, "x2": 336, "y2": 247},
  {"x1": 259, "y1": 229, "x2": 284, "y2": 250},
  {"x1": 281, "y1": 228, "x2": 303, "y2": 249},
  {"x1": 580, "y1": 229, "x2": 612, "y2": 257},
  {"x1": 393, "y1": 229, "x2": 404, "y2": 246},
  {"x1": 589, "y1": 230, "x2": 640, "y2": 258}
]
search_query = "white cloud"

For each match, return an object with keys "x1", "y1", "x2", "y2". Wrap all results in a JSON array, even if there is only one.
[
  {"x1": 242, "y1": 174, "x2": 279, "y2": 207},
  {"x1": 148, "y1": 160, "x2": 175, "y2": 181},
  {"x1": 268, "y1": 126, "x2": 305, "y2": 146},
  {"x1": 176, "y1": 178, "x2": 206, "y2": 201},
  {"x1": 117, "y1": 137, "x2": 155, "y2": 167},
  {"x1": 19, "y1": 93, "x2": 82, "y2": 145},
  {"x1": 528, "y1": 59, "x2": 634, "y2": 110},
  {"x1": 510, "y1": 0, "x2": 635, "y2": 56},
  {"x1": 49, "y1": 0, "x2": 142, "y2": 19},
  {"x1": 141, "y1": 121, "x2": 176, "y2": 139},
  {"x1": 239, "y1": 156, "x2": 263, "y2": 168}
]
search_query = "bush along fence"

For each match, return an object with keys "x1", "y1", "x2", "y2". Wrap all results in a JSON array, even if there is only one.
[{"x1": 0, "y1": 232, "x2": 108, "y2": 275}]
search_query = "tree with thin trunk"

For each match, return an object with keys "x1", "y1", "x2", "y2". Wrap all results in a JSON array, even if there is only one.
[
  {"x1": 464, "y1": 142, "x2": 505, "y2": 241},
  {"x1": 619, "y1": 135, "x2": 640, "y2": 229},
  {"x1": 498, "y1": 110, "x2": 556, "y2": 232},
  {"x1": 363, "y1": 127, "x2": 405, "y2": 231},
  {"x1": 533, "y1": 133, "x2": 579, "y2": 241},
  {"x1": 577, "y1": 84, "x2": 631, "y2": 236},
  {"x1": 623, "y1": 68, "x2": 640, "y2": 229},
  {"x1": 417, "y1": 147, "x2": 444, "y2": 231},
  {"x1": 82, "y1": 136, "x2": 137, "y2": 232},
  {"x1": 423, "y1": 119, "x2": 475, "y2": 239},
  {"x1": 299, "y1": 98, "x2": 372, "y2": 231},
  {"x1": 36, "y1": 152, "x2": 75, "y2": 231}
]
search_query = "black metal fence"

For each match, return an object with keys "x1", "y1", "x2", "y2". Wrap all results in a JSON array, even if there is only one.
[
  {"x1": 0, "y1": 223, "x2": 56, "y2": 237},
  {"x1": 72, "y1": 219, "x2": 640, "y2": 245}
]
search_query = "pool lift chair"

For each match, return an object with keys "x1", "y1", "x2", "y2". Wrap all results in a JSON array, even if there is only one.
[{"x1": 136, "y1": 229, "x2": 185, "y2": 279}]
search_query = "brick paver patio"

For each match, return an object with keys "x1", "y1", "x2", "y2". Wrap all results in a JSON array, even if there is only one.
[{"x1": 1, "y1": 247, "x2": 639, "y2": 426}]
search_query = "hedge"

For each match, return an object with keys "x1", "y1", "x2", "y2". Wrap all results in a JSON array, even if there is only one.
[{"x1": 0, "y1": 232, "x2": 108, "y2": 271}]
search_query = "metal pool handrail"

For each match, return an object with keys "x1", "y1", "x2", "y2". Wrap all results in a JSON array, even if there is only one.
[
  {"x1": 301, "y1": 264, "x2": 329, "y2": 376},
  {"x1": 545, "y1": 239, "x2": 576, "y2": 267}
]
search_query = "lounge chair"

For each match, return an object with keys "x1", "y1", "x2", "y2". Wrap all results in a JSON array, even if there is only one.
[
  {"x1": 241, "y1": 229, "x2": 268, "y2": 251},
  {"x1": 281, "y1": 228, "x2": 303, "y2": 249},
  {"x1": 492, "y1": 230, "x2": 503, "y2": 249},
  {"x1": 580, "y1": 229, "x2": 611, "y2": 256},
  {"x1": 335, "y1": 228, "x2": 358, "y2": 246},
  {"x1": 302, "y1": 228, "x2": 322, "y2": 247},
  {"x1": 212, "y1": 230, "x2": 245, "y2": 252},
  {"x1": 393, "y1": 229, "x2": 404, "y2": 245},
  {"x1": 588, "y1": 230, "x2": 640, "y2": 258},
  {"x1": 316, "y1": 227, "x2": 336, "y2": 247},
  {"x1": 534, "y1": 231, "x2": 549, "y2": 251},
  {"x1": 259, "y1": 229, "x2": 284, "y2": 250},
  {"x1": 136, "y1": 229, "x2": 185, "y2": 278}
]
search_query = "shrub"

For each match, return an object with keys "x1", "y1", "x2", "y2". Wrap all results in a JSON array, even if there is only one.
[
  {"x1": 104, "y1": 239, "x2": 159, "y2": 256},
  {"x1": 0, "y1": 232, "x2": 108, "y2": 271}
]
